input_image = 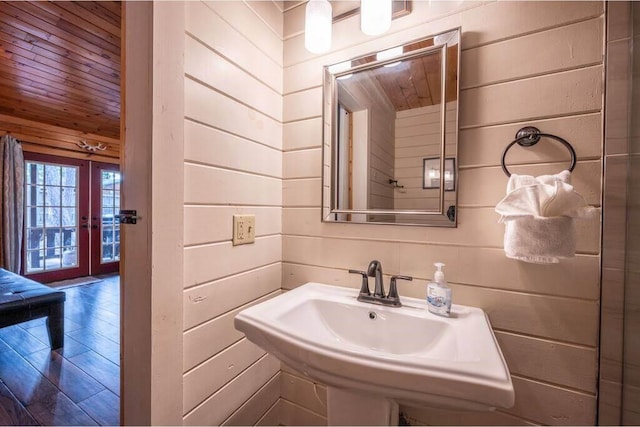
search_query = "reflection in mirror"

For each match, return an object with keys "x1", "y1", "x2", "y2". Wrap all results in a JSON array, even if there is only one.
[{"x1": 322, "y1": 29, "x2": 460, "y2": 226}]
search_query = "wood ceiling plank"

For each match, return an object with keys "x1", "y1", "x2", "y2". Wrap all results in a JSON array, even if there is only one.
[
  {"x1": 0, "y1": 77, "x2": 120, "y2": 117},
  {"x1": 373, "y1": 66, "x2": 410, "y2": 111},
  {"x1": 0, "y1": 28, "x2": 120, "y2": 84},
  {"x1": 0, "y1": 1, "x2": 122, "y2": 140},
  {"x1": 0, "y1": 21, "x2": 120, "y2": 75},
  {"x1": 54, "y1": 2, "x2": 121, "y2": 38},
  {"x1": 0, "y1": 55, "x2": 119, "y2": 105},
  {"x1": 2, "y1": 49, "x2": 120, "y2": 95},
  {"x1": 27, "y1": 2, "x2": 120, "y2": 54},
  {"x1": 75, "y1": 2, "x2": 121, "y2": 29},
  {"x1": 0, "y1": 33, "x2": 120, "y2": 90},
  {"x1": 446, "y1": 45, "x2": 458, "y2": 102},
  {"x1": 423, "y1": 53, "x2": 442, "y2": 106},
  {"x1": 408, "y1": 55, "x2": 434, "y2": 107},
  {"x1": 0, "y1": 10, "x2": 119, "y2": 71},
  {"x1": 0, "y1": 3, "x2": 120, "y2": 64},
  {"x1": 393, "y1": 63, "x2": 422, "y2": 109},
  {"x1": 89, "y1": 1, "x2": 122, "y2": 24}
]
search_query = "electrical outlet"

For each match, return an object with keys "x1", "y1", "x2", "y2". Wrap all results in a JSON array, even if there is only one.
[{"x1": 233, "y1": 214, "x2": 255, "y2": 245}]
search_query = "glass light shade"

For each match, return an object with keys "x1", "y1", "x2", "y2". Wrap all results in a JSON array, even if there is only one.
[
  {"x1": 305, "y1": 0, "x2": 332, "y2": 54},
  {"x1": 361, "y1": 0, "x2": 392, "y2": 36}
]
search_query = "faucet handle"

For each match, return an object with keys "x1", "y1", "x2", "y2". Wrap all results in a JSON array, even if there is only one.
[
  {"x1": 349, "y1": 269, "x2": 370, "y2": 296},
  {"x1": 388, "y1": 275, "x2": 413, "y2": 301}
]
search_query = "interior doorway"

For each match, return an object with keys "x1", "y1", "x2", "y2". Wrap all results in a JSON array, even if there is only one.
[{"x1": 22, "y1": 152, "x2": 120, "y2": 283}]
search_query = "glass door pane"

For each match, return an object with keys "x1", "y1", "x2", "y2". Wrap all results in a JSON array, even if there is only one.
[
  {"x1": 91, "y1": 162, "x2": 120, "y2": 275},
  {"x1": 25, "y1": 162, "x2": 79, "y2": 273},
  {"x1": 101, "y1": 170, "x2": 121, "y2": 263},
  {"x1": 23, "y1": 153, "x2": 89, "y2": 282}
]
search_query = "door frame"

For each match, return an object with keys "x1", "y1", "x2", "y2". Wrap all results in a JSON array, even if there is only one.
[{"x1": 121, "y1": 2, "x2": 184, "y2": 424}]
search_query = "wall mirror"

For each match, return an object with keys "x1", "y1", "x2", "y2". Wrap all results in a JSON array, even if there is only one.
[{"x1": 322, "y1": 28, "x2": 460, "y2": 226}]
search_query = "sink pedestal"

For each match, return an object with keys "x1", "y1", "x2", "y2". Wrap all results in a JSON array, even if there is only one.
[{"x1": 326, "y1": 387, "x2": 399, "y2": 426}]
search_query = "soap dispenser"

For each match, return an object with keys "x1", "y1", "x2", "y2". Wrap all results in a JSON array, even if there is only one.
[{"x1": 427, "y1": 262, "x2": 452, "y2": 316}]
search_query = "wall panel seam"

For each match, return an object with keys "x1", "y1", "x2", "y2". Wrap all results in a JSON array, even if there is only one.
[
  {"x1": 283, "y1": 177, "x2": 320, "y2": 182},
  {"x1": 182, "y1": 337, "x2": 262, "y2": 378},
  {"x1": 496, "y1": 330, "x2": 597, "y2": 351},
  {"x1": 184, "y1": 235, "x2": 280, "y2": 251},
  {"x1": 459, "y1": 110, "x2": 603, "y2": 131},
  {"x1": 282, "y1": 84, "x2": 322, "y2": 97},
  {"x1": 185, "y1": 162, "x2": 283, "y2": 181},
  {"x1": 241, "y1": 0, "x2": 285, "y2": 42},
  {"x1": 283, "y1": 115, "x2": 322, "y2": 124},
  {"x1": 184, "y1": 233, "x2": 283, "y2": 249},
  {"x1": 185, "y1": 32, "x2": 282, "y2": 96},
  {"x1": 461, "y1": 63, "x2": 604, "y2": 92},
  {"x1": 460, "y1": 157, "x2": 603, "y2": 170},
  {"x1": 183, "y1": 290, "x2": 281, "y2": 337},
  {"x1": 459, "y1": 13, "x2": 605, "y2": 52},
  {"x1": 190, "y1": 6, "x2": 282, "y2": 68},
  {"x1": 458, "y1": 111, "x2": 602, "y2": 131},
  {"x1": 184, "y1": 160, "x2": 282, "y2": 180},
  {"x1": 182, "y1": 263, "x2": 281, "y2": 295},
  {"x1": 281, "y1": 234, "x2": 599, "y2": 253},
  {"x1": 185, "y1": 74, "x2": 283, "y2": 124},
  {"x1": 279, "y1": 397, "x2": 327, "y2": 420},
  {"x1": 510, "y1": 373, "x2": 597, "y2": 397},
  {"x1": 184, "y1": 202, "x2": 284, "y2": 208},
  {"x1": 185, "y1": 117, "x2": 284, "y2": 153},
  {"x1": 182, "y1": 352, "x2": 271, "y2": 418},
  {"x1": 460, "y1": 62, "x2": 604, "y2": 91},
  {"x1": 221, "y1": 371, "x2": 282, "y2": 425}
]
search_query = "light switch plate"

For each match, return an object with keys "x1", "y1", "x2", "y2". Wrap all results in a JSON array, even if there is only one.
[{"x1": 233, "y1": 214, "x2": 255, "y2": 245}]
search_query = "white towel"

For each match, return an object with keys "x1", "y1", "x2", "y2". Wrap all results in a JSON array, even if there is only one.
[{"x1": 495, "y1": 170, "x2": 598, "y2": 264}]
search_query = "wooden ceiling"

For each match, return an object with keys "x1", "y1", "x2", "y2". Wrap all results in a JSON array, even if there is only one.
[
  {"x1": 0, "y1": 1, "x2": 121, "y2": 140},
  {"x1": 371, "y1": 46, "x2": 458, "y2": 111}
]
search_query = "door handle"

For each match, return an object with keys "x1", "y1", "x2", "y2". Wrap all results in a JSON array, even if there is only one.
[
  {"x1": 81, "y1": 224, "x2": 89, "y2": 229},
  {"x1": 92, "y1": 225, "x2": 98, "y2": 230}
]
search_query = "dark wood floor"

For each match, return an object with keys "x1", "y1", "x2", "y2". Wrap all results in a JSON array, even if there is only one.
[{"x1": 0, "y1": 275, "x2": 120, "y2": 426}]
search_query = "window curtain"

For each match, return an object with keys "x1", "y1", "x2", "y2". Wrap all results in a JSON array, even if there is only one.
[{"x1": 0, "y1": 135, "x2": 24, "y2": 273}]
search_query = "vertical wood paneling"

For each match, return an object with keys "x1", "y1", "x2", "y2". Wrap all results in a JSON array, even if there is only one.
[
  {"x1": 282, "y1": 1, "x2": 604, "y2": 425},
  {"x1": 183, "y1": 1, "x2": 283, "y2": 424}
]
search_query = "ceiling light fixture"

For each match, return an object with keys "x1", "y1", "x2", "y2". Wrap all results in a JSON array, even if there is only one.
[
  {"x1": 305, "y1": 0, "x2": 332, "y2": 54},
  {"x1": 360, "y1": 0, "x2": 392, "y2": 36}
]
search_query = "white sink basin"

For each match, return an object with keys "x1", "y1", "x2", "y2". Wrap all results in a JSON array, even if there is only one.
[{"x1": 234, "y1": 282, "x2": 514, "y2": 413}]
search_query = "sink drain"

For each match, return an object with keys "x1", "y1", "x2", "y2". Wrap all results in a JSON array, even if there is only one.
[{"x1": 369, "y1": 311, "x2": 377, "y2": 320}]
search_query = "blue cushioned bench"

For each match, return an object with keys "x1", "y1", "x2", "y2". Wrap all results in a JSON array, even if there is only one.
[{"x1": 0, "y1": 269, "x2": 65, "y2": 349}]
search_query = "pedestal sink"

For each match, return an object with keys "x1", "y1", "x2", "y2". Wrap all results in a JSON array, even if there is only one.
[{"x1": 234, "y1": 283, "x2": 514, "y2": 425}]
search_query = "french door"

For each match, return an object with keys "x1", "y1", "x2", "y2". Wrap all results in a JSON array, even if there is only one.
[{"x1": 22, "y1": 153, "x2": 120, "y2": 282}]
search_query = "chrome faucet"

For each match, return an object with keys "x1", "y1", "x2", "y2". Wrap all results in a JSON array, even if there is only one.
[
  {"x1": 349, "y1": 260, "x2": 413, "y2": 307},
  {"x1": 368, "y1": 260, "x2": 385, "y2": 298}
]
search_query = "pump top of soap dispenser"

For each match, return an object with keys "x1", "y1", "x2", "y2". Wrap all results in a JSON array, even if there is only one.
[{"x1": 434, "y1": 263, "x2": 446, "y2": 282}]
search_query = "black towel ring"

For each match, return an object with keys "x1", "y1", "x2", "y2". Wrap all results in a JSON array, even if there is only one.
[{"x1": 501, "y1": 126, "x2": 577, "y2": 177}]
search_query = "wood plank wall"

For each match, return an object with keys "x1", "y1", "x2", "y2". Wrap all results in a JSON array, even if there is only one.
[
  {"x1": 1, "y1": 114, "x2": 120, "y2": 164},
  {"x1": 393, "y1": 102, "x2": 457, "y2": 212},
  {"x1": 282, "y1": 1, "x2": 604, "y2": 425},
  {"x1": 181, "y1": 1, "x2": 284, "y2": 425}
]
